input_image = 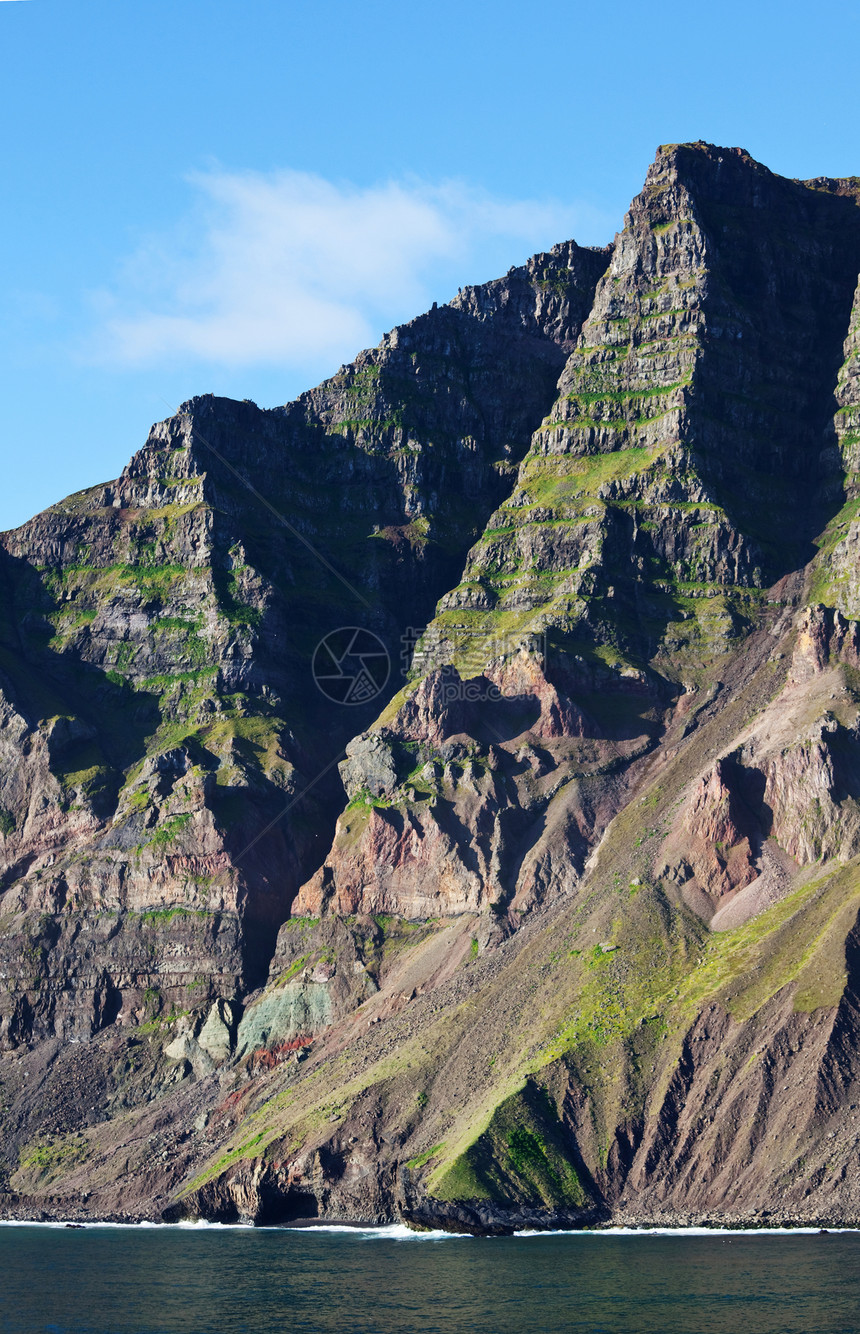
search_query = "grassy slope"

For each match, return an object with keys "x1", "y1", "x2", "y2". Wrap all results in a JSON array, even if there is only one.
[{"x1": 167, "y1": 605, "x2": 860, "y2": 1211}]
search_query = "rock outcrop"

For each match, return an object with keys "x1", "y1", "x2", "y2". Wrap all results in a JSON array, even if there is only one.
[
  {"x1": 0, "y1": 241, "x2": 608, "y2": 1050},
  {"x1": 6, "y1": 144, "x2": 860, "y2": 1235}
]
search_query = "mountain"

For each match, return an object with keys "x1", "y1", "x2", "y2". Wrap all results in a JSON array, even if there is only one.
[{"x1": 3, "y1": 142, "x2": 860, "y2": 1231}]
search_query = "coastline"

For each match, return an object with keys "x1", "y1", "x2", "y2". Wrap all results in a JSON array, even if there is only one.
[
  {"x1": 5, "y1": 1178, "x2": 860, "y2": 1236},
  {"x1": 1, "y1": 1216, "x2": 858, "y2": 1238}
]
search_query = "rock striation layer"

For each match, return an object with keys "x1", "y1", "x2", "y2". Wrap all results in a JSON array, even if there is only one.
[
  {"x1": 5, "y1": 145, "x2": 860, "y2": 1234},
  {"x1": 0, "y1": 241, "x2": 606, "y2": 1048}
]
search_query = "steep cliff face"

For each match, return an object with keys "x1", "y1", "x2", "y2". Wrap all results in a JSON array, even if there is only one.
[
  {"x1": 658, "y1": 603, "x2": 860, "y2": 926},
  {"x1": 6, "y1": 144, "x2": 860, "y2": 1234},
  {"x1": 0, "y1": 241, "x2": 607, "y2": 1051},
  {"x1": 304, "y1": 144, "x2": 860, "y2": 928}
]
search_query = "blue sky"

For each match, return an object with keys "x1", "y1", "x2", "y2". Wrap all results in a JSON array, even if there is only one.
[{"x1": 2, "y1": 0, "x2": 858, "y2": 531}]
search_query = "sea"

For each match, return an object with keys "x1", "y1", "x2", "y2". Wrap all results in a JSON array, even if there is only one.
[{"x1": 1, "y1": 1222, "x2": 859, "y2": 1334}]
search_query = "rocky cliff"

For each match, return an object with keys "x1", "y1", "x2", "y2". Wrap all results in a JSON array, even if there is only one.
[{"x1": 4, "y1": 144, "x2": 860, "y2": 1232}]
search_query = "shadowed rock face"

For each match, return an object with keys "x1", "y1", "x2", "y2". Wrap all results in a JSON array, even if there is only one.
[
  {"x1": 0, "y1": 240, "x2": 608, "y2": 1046},
  {"x1": 7, "y1": 144, "x2": 860, "y2": 1234},
  {"x1": 304, "y1": 144, "x2": 860, "y2": 928}
]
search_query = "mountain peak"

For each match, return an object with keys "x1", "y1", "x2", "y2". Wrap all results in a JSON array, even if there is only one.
[{"x1": 3, "y1": 145, "x2": 860, "y2": 1233}]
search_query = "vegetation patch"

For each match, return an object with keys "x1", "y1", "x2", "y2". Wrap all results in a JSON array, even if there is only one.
[
  {"x1": 430, "y1": 1083, "x2": 588, "y2": 1208},
  {"x1": 679, "y1": 862, "x2": 860, "y2": 1021},
  {"x1": 145, "y1": 812, "x2": 192, "y2": 849},
  {"x1": 137, "y1": 906, "x2": 198, "y2": 926},
  {"x1": 273, "y1": 954, "x2": 310, "y2": 986},
  {"x1": 406, "y1": 1143, "x2": 446, "y2": 1171},
  {"x1": 17, "y1": 1133, "x2": 89, "y2": 1187}
]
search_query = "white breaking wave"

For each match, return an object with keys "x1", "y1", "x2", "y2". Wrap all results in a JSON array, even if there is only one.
[{"x1": 0, "y1": 1218, "x2": 855, "y2": 1238}]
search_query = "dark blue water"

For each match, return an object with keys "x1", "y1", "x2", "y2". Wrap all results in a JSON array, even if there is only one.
[{"x1": 2, "y1": 1223, "x2": 860, "y2": 1334}]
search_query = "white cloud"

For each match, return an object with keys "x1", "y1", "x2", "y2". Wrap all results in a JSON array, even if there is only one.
[{"x1": 89, "y1": 168, "x2": 613, "y2": 375}]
